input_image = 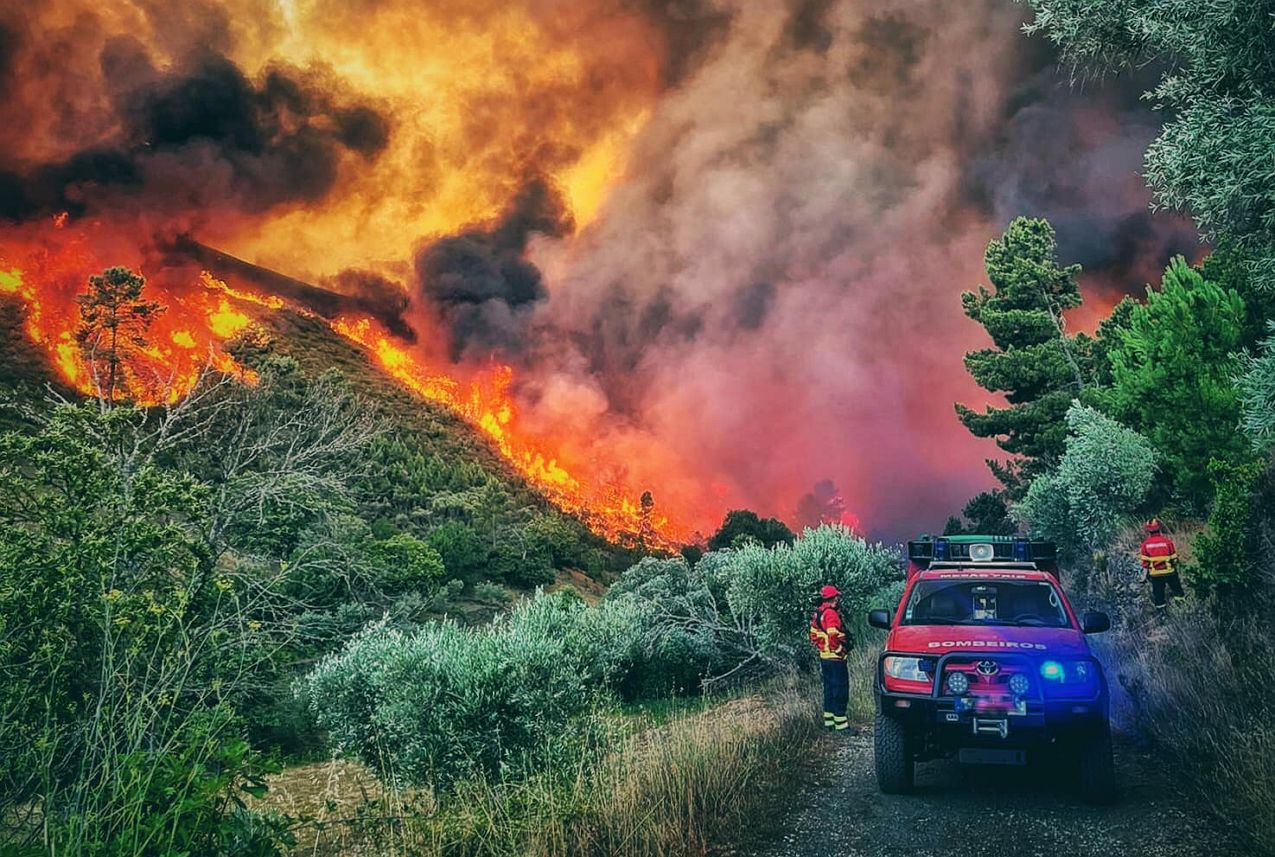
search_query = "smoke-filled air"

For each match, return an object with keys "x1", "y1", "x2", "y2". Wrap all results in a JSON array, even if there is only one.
[{"x1": 0, "y1": 0, "x2": 1197, "y2": 541}]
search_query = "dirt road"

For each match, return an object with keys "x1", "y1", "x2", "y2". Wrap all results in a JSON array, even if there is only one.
[{"x1": 737, "y1": 727, "x2": 1244, "y2": 857}]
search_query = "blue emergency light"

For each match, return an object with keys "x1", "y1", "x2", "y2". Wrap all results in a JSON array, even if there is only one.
[{"x1": 907, "y1": 536, "x2": 1058, "y2": 569}]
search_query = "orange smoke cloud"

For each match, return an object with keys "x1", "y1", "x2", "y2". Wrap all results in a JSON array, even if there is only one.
[{"x1": 0, "y1": 0, "x2": 1199, "y2": 543}]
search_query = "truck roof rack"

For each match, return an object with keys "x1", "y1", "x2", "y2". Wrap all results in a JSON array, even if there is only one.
[
  {"x1": 907, "y1": 535, "x2": 1058, "y2": 576},
  {"x1": 925, "y1": 561, "x2": 1041, "y2": 570}
]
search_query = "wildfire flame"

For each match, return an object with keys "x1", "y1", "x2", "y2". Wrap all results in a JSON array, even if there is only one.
[
  {"x1": 0, "y1": 0, "x2": 690, "y2": 546},
  {"x1": 0, "y1": 219, "x2": 682, "y2": 548},
  {"x1": 331, "y1": 313, "x2": 675, "y2": 545},
  {"x1": 1, "y1": 220, "x2": 262, "y2": 402}
]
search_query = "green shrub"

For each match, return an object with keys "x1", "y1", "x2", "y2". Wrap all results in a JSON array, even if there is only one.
[
  {"x1": 0, "y1": 403, "x2": 301, "y2": 853},
  {"x1": 595, "y1": 593, "x2": 712, "y2": 700},
  {"x1": 725, "y1": 525, "x2": 901, "y2": 665},
  {"x1": 1192, "y1": 457, "x2": 1270, "y2": 592},
  {"x1": 427, "y1": 520, "x2": 489, "y2": 582},
  {"x1": 305, "y1": 528, "x2": 902, "y2": 792},
  {"x1": 707, "y1": 509, "x2": 796, "y2": 550},
  {"x1": 608, "y1": 526, "x2": 901, "y2": 686},
  {"x1": 1238, "y1": 322, "x2": 1275, "y2": 450},
  {"x1": 1103, "y1": 258, "x2": 1247, "y2": 511},
  {"x1": 1014, "y1": 403, "x2": 1156, "y2": 554},
  {"x1": 472, "y1": 580, "x2": 510, "y2": 604},
  {"x1": 305, "y1": 594, "x2": 606, "y2": 791},
  {"x1": 366, "y1": 532, "x2": 446, "y2": 595}
]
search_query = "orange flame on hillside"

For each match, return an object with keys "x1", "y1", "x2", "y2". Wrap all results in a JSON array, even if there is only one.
[
  {"x1": 1, "y1": 221, "x2": 261, "y2": 402},
  {"x1": 0, "y1": 220, "x2": 682, "y2": 547},
  {"x1": 331, "y1": 314, "x2": 675, "y2": 545},
  {"x1": 0, "y1": 0, "x2": 686, "y2": 546}
]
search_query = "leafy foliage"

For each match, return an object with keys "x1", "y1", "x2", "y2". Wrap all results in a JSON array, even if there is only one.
[
  {"x1": 1102, "y1": 257, "x2": 1248, "y2": 511},
  {"x1": 707, "y1": 509, "x2": 796, "y2": 550},
  {"x1": 366, "y1": 532, "x2": 446, "y2": 595},
  {"x1": 956, "y1": 217, "x2": 1095, "y2": 490},
  {"x1": 1024, "y1": 0, "x2": 1275, "y2": 289},
  {"x1": 1013, "y1": 404, "x2": 1157, "y2": 554},
  {"x1": 1192, "y1": 457, "x2": 1271, "y2": 591},
  {"x1": 0, "y1": 403, "x2": 290, "y2": 854},
  {"x1": 1238, "y1": 322, "x2": 1275, "y2": 450},
  {"x1": 305, "y1": 596, "x2": 610, "y2": 791},
  {"x1": 306, "y1": 527, "x2": 902, "y2": 792},
  {"x1": 615, "y1": 526, "x2": 901, "y2": 682},
  {"x1": 943, "y1": 491, "x2": 1017, "y2": 536}
]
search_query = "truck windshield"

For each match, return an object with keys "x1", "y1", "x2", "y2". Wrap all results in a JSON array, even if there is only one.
[{"x1": 901, "y1": 579, "x2": 1069, "y2": 627}]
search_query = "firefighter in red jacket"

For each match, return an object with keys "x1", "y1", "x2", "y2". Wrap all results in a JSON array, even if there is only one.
[
  {"x1": 1140, "y1": 519, "x2": 1184, "y2": 610},
  {"x1": 810, "y1": 584, "x2": 851, "y2": 731}
]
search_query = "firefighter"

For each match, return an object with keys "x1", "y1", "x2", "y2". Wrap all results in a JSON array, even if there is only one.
[
  {"x1": 809, "y1": 584, "x2": 852, "y2": 731},
  {"x1": 1140, "y1": 518, "x2": 1185, "y2": 610}
]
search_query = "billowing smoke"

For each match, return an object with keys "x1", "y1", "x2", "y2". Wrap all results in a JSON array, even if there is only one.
[
  {"x1": 796, "y1": 480, "x2": 851, "y2": 532},
  {"x1": 1, "y1": 40, "x2": 387, "y2": 222},
  {"x1": 417, "y1": 179, "x2": 573, "y2": 361},
  {"x1": 0, "y1": 0, "x2": 1193, "y2": 540},
  {"x1": 505, "y1": 0, "x2": 1192, "y2": 539}
]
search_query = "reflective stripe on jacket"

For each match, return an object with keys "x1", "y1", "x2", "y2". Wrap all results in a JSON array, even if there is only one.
[
  {"x1": 1140, "y1": 534, "x2": 1179, "y2": 576},
  {"x1": 809, "y1": 602, "x2": 848, "y2": 660}
]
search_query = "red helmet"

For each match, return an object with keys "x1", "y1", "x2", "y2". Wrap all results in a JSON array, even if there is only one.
[
  {"x1": 1145, "y1": 518, "x2": 1162, "y2": 533},
  {"x1": 819, "y1": 584, "x2": 840, "y2": 600}
]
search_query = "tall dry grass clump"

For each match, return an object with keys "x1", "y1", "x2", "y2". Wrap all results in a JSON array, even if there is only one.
[
  {"x1": 1087, "y1": 538, "x2": 1275, "y2": 855},
  {"x1": 262, "y1": 681, "x2": 820, "y2": 856}
]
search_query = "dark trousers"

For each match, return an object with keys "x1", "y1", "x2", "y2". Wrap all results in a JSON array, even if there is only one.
[
  {"x1": 821, "y1": 658, "x2": 849, "y2": 715},
  {"x1": 1151, "y1": 572, "x2": 1185, "y2": 608}
]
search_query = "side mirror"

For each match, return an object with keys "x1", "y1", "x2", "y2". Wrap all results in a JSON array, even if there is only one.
[
  {"x1": 1081, "y1": 611, "x2": 1111, "y2": 634},
  {"x1": 868, "y1": 609, "x2": 891, "y2": 630}
]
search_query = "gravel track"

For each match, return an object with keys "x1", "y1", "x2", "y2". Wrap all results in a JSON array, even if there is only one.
[{"x1": 736, "y1": 726, "x2": 1245, "y2": 857}]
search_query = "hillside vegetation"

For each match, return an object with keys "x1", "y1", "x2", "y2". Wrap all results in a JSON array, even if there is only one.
[{"x1": 0, "y1": 293, "x2": 654, "y2": 854}]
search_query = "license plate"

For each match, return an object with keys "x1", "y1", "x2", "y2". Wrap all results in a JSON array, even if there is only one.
[{"x1": 959, "y1": 748, "x2": 1026, "y2": 766}]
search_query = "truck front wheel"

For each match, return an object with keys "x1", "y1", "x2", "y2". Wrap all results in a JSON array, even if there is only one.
[
  {"x1": 874, "y1": 712, "x2": 914, "y2": 794},
  {"x1": 1075, "y1": 722, "x2": 1116, "y2": 804}
]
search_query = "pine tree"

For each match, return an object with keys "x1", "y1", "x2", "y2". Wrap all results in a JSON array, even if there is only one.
[
  {"x1": 75, "y1": 266, "x2": 163, "y2": 402},
  {"x1": 956, "y1": 218, "x2": 1092, "y2": 492},
  {"x1": 637, "y1": 490, "x2": 655, "y2": 550},
  {"x1": 1104, "y1": 257, "x2": 1248, "y2": 512}
]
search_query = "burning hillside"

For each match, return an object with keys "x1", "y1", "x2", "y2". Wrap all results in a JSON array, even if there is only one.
[
  {"x1": 0, "y1": 0, "x2": 1197, "y2": 541},
  {"x1": 0, "y1": 215, "x2": 678, "y2": 545}
]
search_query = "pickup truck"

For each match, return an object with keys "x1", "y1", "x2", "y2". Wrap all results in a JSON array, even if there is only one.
[{"x1": 868, "y1": 535, "x2": 1115, "y2": 802}]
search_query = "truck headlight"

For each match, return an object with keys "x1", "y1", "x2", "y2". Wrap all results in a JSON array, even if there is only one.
[
  {"x1": 1040, "y1": 660, "x2": 1065, "y2": 681},
  {"x1": 946, "y1": 670, "x2": 970, "y2": 695},
  {"x1": 884, "y1": 656, "x2": 929, "y2": 682},
  {"x1": 1040, "y1": 659, "x2": 1097, "y2": 686},
  {"x1": 1008, "y1": 673, "x2": 1030, "y2": 695}
]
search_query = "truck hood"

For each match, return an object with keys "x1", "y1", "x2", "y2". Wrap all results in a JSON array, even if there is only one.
[{"x1": 886, "y1": 624, "x2": 1090, "y2": 657}]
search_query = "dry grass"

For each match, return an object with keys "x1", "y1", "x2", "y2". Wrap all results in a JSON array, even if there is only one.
[
  {"x1": 259, "y1": 682, "x2": 822, "y2": 856},
  {"x1": 1086, "y1": 539, "x2": 1275, "y2": 855}
]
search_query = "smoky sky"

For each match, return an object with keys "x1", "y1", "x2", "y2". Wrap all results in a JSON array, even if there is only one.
[
  {"x1": 503, "y1": 0, "x2": 1199, "y2": 540},
  {"x1": 0, "y1": 0, "x2": 1202, "y2": 541},
  {"x1": 618, "y1": 0, "x2": 732, "y2": 87},
  {"x1": 0, "y1": 28, "x2": 388, "y2": 222}
]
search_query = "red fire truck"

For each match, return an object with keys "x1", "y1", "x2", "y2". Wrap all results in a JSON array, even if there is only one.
[{"x1": 868, "y1": 535, "x2": 1115, "y2": 802}]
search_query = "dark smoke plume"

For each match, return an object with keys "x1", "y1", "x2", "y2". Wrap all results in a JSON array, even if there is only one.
[
  {"x1": 0, "y1": 40, "x2": 388, "y2": 222},
  {"x1": 796, "y1": 479, "x2": 848, "y2": 531},
  {"x1": 618, "y1": 0, "x2": 732, "y2": 87},
  {"x1": 505, "y1": 0, "x2": 1199, "y2": 539},
  {"x1": 416, "y1": 179, "x2": 573, "y2": 361}
]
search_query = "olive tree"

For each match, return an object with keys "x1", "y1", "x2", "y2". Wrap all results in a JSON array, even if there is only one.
[{"x1": 1014, "y1": 403, "x2": 1157, "y2": 555}]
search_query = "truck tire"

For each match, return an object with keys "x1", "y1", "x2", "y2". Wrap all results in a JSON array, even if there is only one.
[
  {"x1": 1076, "y1": 722, "x2": 1116, "y2": 804},
  {"x1": 874, "y1": 713, "x2": 914, "y2": 794}
]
